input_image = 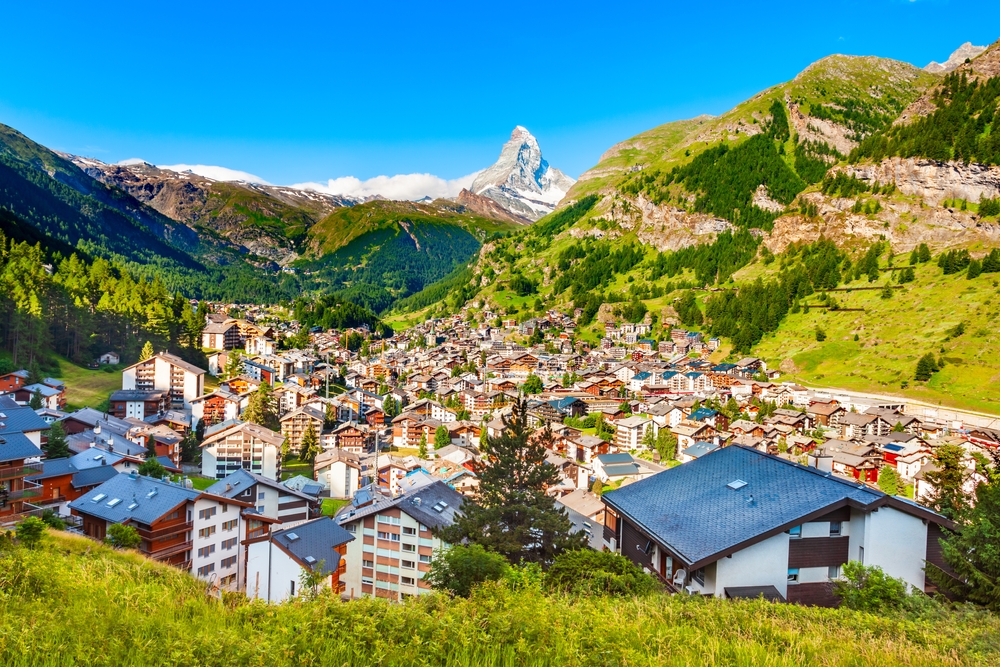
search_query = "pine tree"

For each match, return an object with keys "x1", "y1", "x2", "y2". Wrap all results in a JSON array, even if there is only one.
[
  {"x1": 139, "y1": 341, "x2": 155, "y2": 362},
  {"x1": 27, "y1": 358, "x2": 43, "y2": 385},
  {"x1": 927, "y1": 472, "x2": 1000, "y2": 610},
  {"x1": 925, "y1": 444, "x2": 970, "y2": 520},
  {"x1": 145, "y1": 435, "x2": 158, "y2": 461},
  {"x1": 434, "y1": 425, "x2": 450, "y2": 450},
  {"x1": 44, "y1": 421, "x2": 70, "y2": 459},
  {"x1": 418, "y1": 433, "x2": 428, "y2": 459},
  {"x1": 918, "y1": 243, "x2": 932, "y2": 263},
  {"x1": 915, "y1": 353, "x2": 938, "y2": 381},
  {"x1": 439, "y1": 399, "x2": 588, "y2": 565},
  {"x1": 299, "y1": 423, "x2": 320, "y2": 464},
  {"x1": 877, "y1": 466, "x2": 901, "y2": 496},
  {"x1": 29, "y1": 389, "x2": 43, "y2": 410},
  {"x1": 242, "y1": 383, "x2": 278, "y2": 430},
  {"x1": 223, "y1": 350, "x2": 243, "y2": 379},
  {"x1": 281, "y1": 437, "x2": 291, "y2": 463}
]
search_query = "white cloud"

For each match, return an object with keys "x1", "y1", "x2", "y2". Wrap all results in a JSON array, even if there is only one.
[
  {"x1": 156, "y1": 163, "x2": 271, "y2": 185},
  {"x1": 292, "y1": 171, "x2": 481, "y2": 201}
]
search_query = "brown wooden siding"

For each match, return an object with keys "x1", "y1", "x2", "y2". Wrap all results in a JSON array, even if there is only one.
[
  {"x1": 788, "y1": 537, "x2": 849, "y2": 568},
  {"x1": 813, "y1": 507, "x2": 850, "y2": 523},
  {"x1": 620, "y1": 518, "x2": 655, "y2": 570},
  {"x1": 278, "y1": 500, "x2": 307, "y2": 511},
  {"x1": 787, "y1": 582, "x2": 838, "y2": 607}
]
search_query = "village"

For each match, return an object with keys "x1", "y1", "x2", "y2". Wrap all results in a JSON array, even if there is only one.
[{"x1": 1, "y1": 302, "x2": 995, "y2": 607}]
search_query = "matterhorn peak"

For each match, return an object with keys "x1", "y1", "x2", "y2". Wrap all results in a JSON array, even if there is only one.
[{"x1": 470, "y1": 126, "x2": 575, "y2": 221}]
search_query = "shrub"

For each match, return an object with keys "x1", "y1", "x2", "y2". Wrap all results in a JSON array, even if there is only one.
[
  {"x1": 815, "y1": 327, "x2": 827, "y2": 342},
  {"x1": 15, "y1": 517, "x2": 45, "y2": 549},
  {"x1": 545, "y1": 550, "x2": 660, "y2": 597},
  {"x1": 832, "y1": 561, "x2": 908, "y2": 613},
  {"x1": 425, "y1": 544, "x2": 510, "y2": 597},
  {"x1": 41, "y1": 509, "x2": 65, "y2": 531},
  {"x1": 105, "y1": 524, "x2": 141, "y2": 550}
]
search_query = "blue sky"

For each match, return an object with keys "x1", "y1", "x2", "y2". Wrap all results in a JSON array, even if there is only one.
[{"x1": 1, "y1": 0, "x2": 998, "y2": 195}]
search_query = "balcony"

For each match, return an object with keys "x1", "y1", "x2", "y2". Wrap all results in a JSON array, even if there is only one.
[
  {"x1": 134, "y1": 520, "x2": 193, "y2": 540},
  {"x1": 0, "y1": 465, "x2": 42, "y2": 482},
  {"x1": 149, "y1": 540, "x2": 193, "y2": 560}
]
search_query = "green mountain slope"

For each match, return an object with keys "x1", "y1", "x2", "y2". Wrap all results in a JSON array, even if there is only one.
[
  {"x1": 398, "y1": 43, "x2": 1000, "y2": 412},
  {"x1": 4, "y1": 531, "x2": 997, "y2": 667}
]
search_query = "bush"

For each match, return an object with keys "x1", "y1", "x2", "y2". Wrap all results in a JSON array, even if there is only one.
[
  {"x1": 815, "y1": 327, "x2": 827, "y2": 342},
  {"x1": 832, "y1": 561, "x2": 908, "y2": 612},
  {"x1": 425, "y1": 544, "x2": 510, "y2": 597},
  {"x1": 105, "y1": 524, "x2": 141, "y2": 550},
  {"x1": 41, "y1": 509, "x2": 65, "y2": 531},
  {"x1": 545, "y1": 550, "x2": 660, "y2": 597},
  {"x1": 15, "y1": 517, "x2": 46, "y2": 549}
]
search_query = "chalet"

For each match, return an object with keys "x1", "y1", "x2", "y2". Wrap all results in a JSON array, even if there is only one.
[
  {"x1": 602, "y1": 445, "x2": 953, "y2": 606},
  {"x1": 206, "y1": 469, "x2": 318, "y2": 523},
  {"x1": 201, "y1": 321, "x2": 241, "y2": 351},
  {"x1": 0, "y1": 370, "x2": 29, "y2": 393},
  {"x1": 98, "y1": 352, "x2": 120, "y2": 365},
  {"x1": 69, "y1": 472, "x2": 254, "y2": 590},
  {"x1": 246, "y1": 516, "x2": 355, "y2": 602},
  {"x1": 821, "y1": 439, "x2": 883, "y2": 483},
  {"x1": 190, "y1": 389, "x2": 241, "y2": 427},
  {"x1": 0, "y1": 397, "x2": 50, "y2": 446},
  {"x1": 279, "y1": 405, "x2": 326, "y2": 452},
  {"x1": 839, "y1": 412, "x2": 892, "y2": 440},
  {"x1": 0, "y1": 431, "x2": 44, "y2": 524},
  {"x1": 26, "y1": 453, "x2": 119, "y2": 505},
  {"x1": 615, "y1": 416, "x2": 653, "y2": 450},
  {"x1": 330, "y1": 422, "x2": 367, "y2": 454},
  {"x1": 109, "y1": 389, "x2": 169, "y2": 420},
  {"x1": 335, "y1": 479, "x2": 465, "y2": 600},
  {"x1": 12, "y1": 382, "x2": 65, "y2": 410},
  {"x1": 807, "y1": 401, "x2": 845, "y2": 429},
  {"x1": 671, "y1": 421, "x2": 717, "y2": 456},
  {"x1": 122, "y1": 352, "x2": 206, "y2": 410},
  {"x1": 314, "y1": 448, "x2": 362, "y2": 499},
  {"x1": 200, "y1": 420, "x2": 285, "y2": 481}
]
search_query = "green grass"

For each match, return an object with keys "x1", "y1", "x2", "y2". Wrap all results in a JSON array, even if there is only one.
[
  {"x1": 2, "y1": 531, "x2": 999, "y2": 667},
  {"x1": 53, "y1": 356, "x2": 122, "y2": 411},
  {"x1": 188, "y1": 477, "x2": 216, "y2": 491},
  {"x1": 281, "y1": 457, "x2": 313, "y2": 481},
  {"x1": 321, "y1": 498, "x2": 349, "y2": 516}
]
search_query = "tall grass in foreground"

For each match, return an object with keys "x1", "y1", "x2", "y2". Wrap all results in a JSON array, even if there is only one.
[{"x1": 1, "y1": 532, "x2": 998, "y2": 666}]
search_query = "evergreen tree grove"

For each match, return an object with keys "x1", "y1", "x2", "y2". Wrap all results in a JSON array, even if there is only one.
[{"x1": 438, "y1": 399, "x2": 587, "y2": 565}]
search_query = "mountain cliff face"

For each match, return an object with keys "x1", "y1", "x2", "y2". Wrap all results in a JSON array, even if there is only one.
[
  {"x1": 924, "y1": 42, "x2": 987, "y2": 73},
  {"x1": 69, "y1": 157, "x2": 357, "y2": 265},
  {"x1": 470, "y1": 126, "x2": 575, "y2": 221}
]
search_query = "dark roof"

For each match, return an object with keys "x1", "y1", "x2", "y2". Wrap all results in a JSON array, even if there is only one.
[
  {"x1": 69, "y1": 473, "x2": 199, "y2": 524},
  {"x1": 336, "y1": 480, "x2": 465, "y2": 532},
  {"x1": 206, "y1": 469, "x2": 313, "y2": 501},
  {"x1": 71, "y1": 465, "x2": 120, "y2": 489},
  {"x1": 0, "y1": 406, "x2": 49, "y2": 434},
  {"x1": 724, "y1": 585, "x2": 785, "y2": 602},
  {"x1": 272, "y1": 517, "x2": 355, "y2": 574},
  {"x1": 603, "y1": 446, "x2": 898, "y2": 569},
  {"x1": 110, "y1": 390, "x2": 168, "y2": 401},
  {"x1": 0, "y1": 431, "x2": 44, "y2": 463}
]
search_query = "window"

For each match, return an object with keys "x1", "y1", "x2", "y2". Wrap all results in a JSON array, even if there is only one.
[
  {"x1": 377, "y1": 531, "x2": 400, "y2": 542},
  {"x1": 362, "y1": 559, "x2": 374, "y2": 569},
  {"x1": 401, "y1": 576, "x2": 415, "y2": 586},
  {"x1": 197, "y1": 564, "x2": 215, "y2": 576},
  {"x1": 402, "y1": 526, "x2": 416, "y2": 536},
  {"x1": 222, "y1": 537, "x2": 238, "y2": 550},
  {"x1": 377, "y1": 515, "x2": 400, "y2": 525},
  {"x1": 222, "y1": 519, "x2": 238, "y2": 531},
  {"x1": 197, "y1": 544, "x2": 216, "y2": 558},
  {"x1": 221, "y1": 503, "x2": 229, "y2": 514},
  {"x1": 691, "y1": 568, "x2": 705, "y2": 586},
  {"x1": 198, "y1": 507, "x2": 217, "y2": 520},
  {"x1": 788, "y1": 525, "x2": 801, "y2": 539},
  {"x1": 402, "y1": 543, "x2": 416, "y2": 553},
  {"x1": 401, "y1": 560, "x2": 415, "y2": 569},
  {"x1": 257, "y1": 505, "x2": 265, "y2": 513},
  {"x1": 258, "y1": 491, "x2": 266, "y2": 500},
  {"x1": 362, "y1": 576, "x2": 374, "y2": 586},
  {"x1": 787, "y1": 568, "x2": 799, "y2": 583},
  {"x1": 290, "y1": 581, "x2": 296, "y2": 597},
  {"x1": 829, "y1": 521, "x2": 842, "y2": 537},
  {"x1": 419, "y1": 554, "x2": 432, "y2": 563},
  {"x1": 828, "y1": 565, "x2": 840, "y2": 580},
  {"x1": 221, "y1": 556, "x2": 237, "y2": 569},
  {"x1": 859, "y1": 546, "x2": 865, "y2": 564},
  {"x1": 198, "y1": 526, "x2": 216, "y2": 539}
]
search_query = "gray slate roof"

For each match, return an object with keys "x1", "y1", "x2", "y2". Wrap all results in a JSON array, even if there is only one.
[
  {"x1": 0, "y1": 405, "x2": 50, "y2": 435},
  {"x1": 206, "y1": 468, "x2": 313, "y2": 501},
  {"x1": 602, "y1": 445, "x2": 884, "y2": 567},
  {"x1": 272, "y1": 516, "x2": 355, "y2": 575},
  {"x1": 336, "y1": 479, "x2": 465, "y2": 532},
  {"x1": 69, "y1": 473, "x2": 200, "y2": 524},
  {"x1": 0, "y1": 431, "x2": 44, "y2": 463}
]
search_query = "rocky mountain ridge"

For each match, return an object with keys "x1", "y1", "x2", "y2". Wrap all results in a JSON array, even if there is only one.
[
  {"x1": 924, "y1": 41, "x2": 987, "y2": 74},
  {"x1": 469, "y1": 126, "x2": 575, "y2": 221}
]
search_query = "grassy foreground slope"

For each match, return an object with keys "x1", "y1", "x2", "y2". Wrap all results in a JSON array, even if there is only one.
[{"x1": 2, "y1": 532, "x2": 999, "y2": 666}]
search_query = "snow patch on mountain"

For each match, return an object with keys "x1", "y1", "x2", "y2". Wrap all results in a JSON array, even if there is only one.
[
  {"x1": 469, "y1": 126, "x2": 575, "y2": 221},
  {"x1": 158, "y1": 163, "x2": 271, "y2": 185}
]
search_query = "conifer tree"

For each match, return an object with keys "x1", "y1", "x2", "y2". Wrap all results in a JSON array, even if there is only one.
[
  {"x1": 418, "y1": 433, "x2": 428, "y2": 459},
  {"x1": 299, "y1": 422, "x2": 320, "y2": 464},
  {"x1": 915, "y1": 353, "x2": 939, "y2": 381},
  {"x1": 139, "y1": 341, "x2": 155, "y2": 362},
  {"x1": 145, "y1": 435, "x2": 158, "y2": 461},
  {"x1": 44, "y1": 421, "x2": 70, "y2": 459},
  {"x1": 434, "y1": 425, "x2": 450, "y2": 450},
  {"x1": 439, "y1": 399, "x2": 588, "y2": 565},
  {"x1": 925, "y1": 444, "x2": 970, "y2": 520},
  {"x1": 877, "y1": 466, "x2": 901, "y2": 496},
  {"x1": 29, "y1": 389, "x2": 43, "y2": 410}
]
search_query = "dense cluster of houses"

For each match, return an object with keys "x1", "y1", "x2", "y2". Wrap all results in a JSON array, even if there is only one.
[{"x1": 2, "y1": 303, "x2": 996, "y2": 607}]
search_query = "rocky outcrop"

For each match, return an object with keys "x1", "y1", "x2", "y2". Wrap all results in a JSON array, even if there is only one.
[
  {"x1": 603, "y1": 193, "x2": 734, "y2": 251},
  {"x1": 924, "y1": 42, "x2": 987, "y2": 74},
  {"x1": 844, "y1": 158, "x2": 1000, "y2": 206},
  {"x1": 455, "y1": 189, "x2": 532, "y2": 225}
]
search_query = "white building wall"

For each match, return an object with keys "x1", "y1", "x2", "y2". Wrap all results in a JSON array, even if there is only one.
[
  {"x1": 246, "y1": 540, "x2": 308, "y2": 602},
  {"x1": 122, "y1": 367, "x2": 137, "y2": 390},
  {"x1": 340, "y1": 519, "x2": 364, "y2": 599},
  {"x1": 863, "y1": 506, "x2": 928, "y2": 591},
  {"x1": 848, "y1": 508, "x2": 868, "y2": 565},
  {"x1": 201, "y1": 448, "x2": 219, "y2": 479},
  {"x1": 713, "y1": 531, "x2": 791, "y2": 599}
]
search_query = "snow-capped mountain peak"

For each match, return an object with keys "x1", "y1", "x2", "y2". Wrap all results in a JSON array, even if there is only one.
[{"x1": 469, "y1": 126, "x2": 575, "y2": 221}]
